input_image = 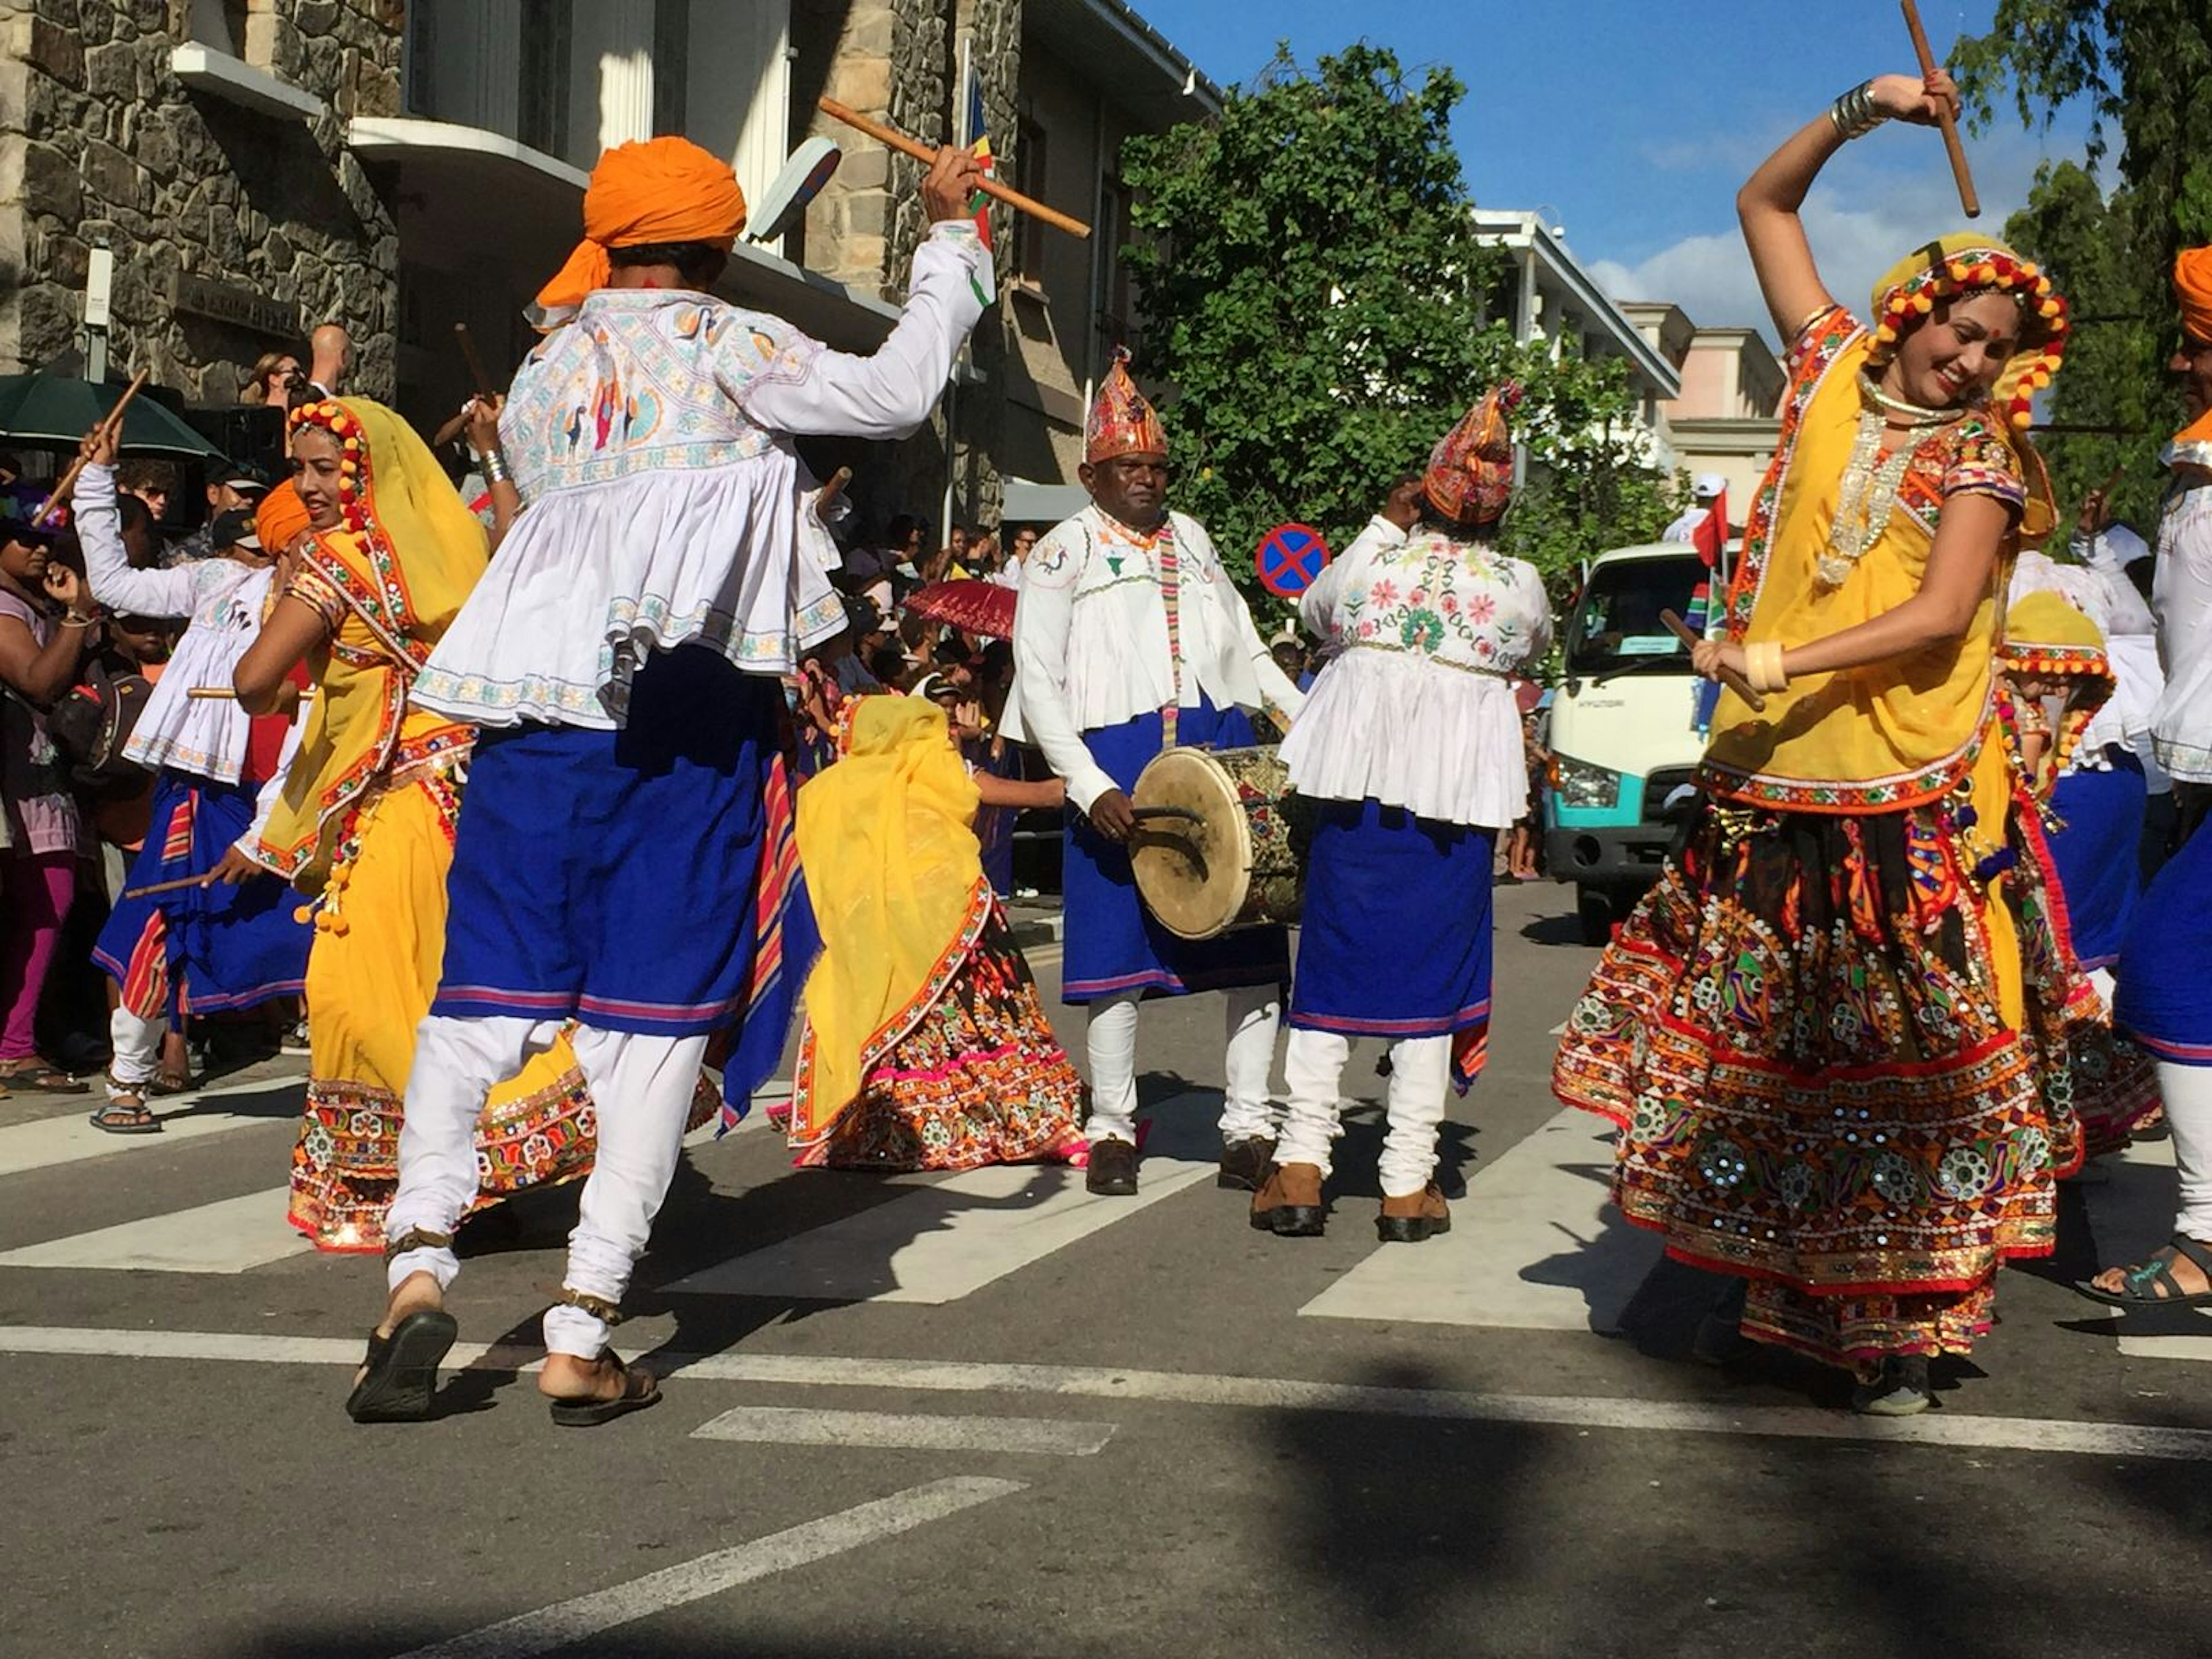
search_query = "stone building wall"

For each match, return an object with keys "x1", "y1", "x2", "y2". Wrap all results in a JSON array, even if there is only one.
[{"x1": 0, "y1": 0, "x2": 401, "y2": 404}]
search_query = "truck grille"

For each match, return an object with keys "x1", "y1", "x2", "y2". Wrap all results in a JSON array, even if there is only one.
[{"x1": 1642, "y1": 767, "x2": 1699, "y2": 822}]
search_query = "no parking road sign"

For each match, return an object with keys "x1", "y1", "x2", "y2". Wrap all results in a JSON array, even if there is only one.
[{"x1": 1255, "y1": 522, "x2": 1331, "y2": 598}]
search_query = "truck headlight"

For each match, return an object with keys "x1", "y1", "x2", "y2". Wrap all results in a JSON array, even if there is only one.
[{"x1": 1552, "y1": 755, "x2": 1620, "y2": 810}]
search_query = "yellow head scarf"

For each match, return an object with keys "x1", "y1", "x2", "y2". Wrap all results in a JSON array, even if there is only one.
[
  {"x1": 259, "y1": 398, "x2": 490, "y2": 887},
  {"x1": 1999, "y1": 590, "x2": 2112, "y2": 791},
  {"x1": 1865, "y1": 233, "x2": 2070, "y2": 434},
  {"x1": 791, "y1": 696, "x2": 986, "y2": 1144}
]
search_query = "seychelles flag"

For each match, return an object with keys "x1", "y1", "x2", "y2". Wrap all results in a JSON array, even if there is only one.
[{"x1": 964, "y1": 60, "x2": 994, "y2": 252}]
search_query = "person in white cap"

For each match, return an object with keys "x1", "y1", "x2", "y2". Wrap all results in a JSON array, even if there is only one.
[{"x1": 1661, "y1": 473, "x2": 1730, "y2": 544}]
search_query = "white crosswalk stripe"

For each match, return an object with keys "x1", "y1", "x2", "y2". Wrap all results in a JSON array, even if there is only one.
[
  {"x1": 0, "y1": 1070, "x2": 308, "y2": 1177},
  {"x1": 1300, "y1": 1107, "x2": 1658, "y2": 1330},
  {"x1": 0, "y1": 1187, "x2": 310, "y2": 1273},
  {"x1": 665, "y1": 1090, "x2": 1221, "y2": 1305}
]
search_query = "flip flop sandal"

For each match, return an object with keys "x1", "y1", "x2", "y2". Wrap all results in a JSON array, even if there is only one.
[
  {"x1": 547, "y1": 1351, "x2": 661, "y2": 1428},
  {"x1": 344, "y1": 1309, "x2": 460, "y2": 1423},
  {"x1": 88, "y1": 1100, "x2": 162, "y2": 1135},
  {"x1": 2074, "y1": 1234, "x2": 2212, "y2": 1309},
  {"x1": 0, "y1": 1059, "x2": 86, "y2": 1093}
]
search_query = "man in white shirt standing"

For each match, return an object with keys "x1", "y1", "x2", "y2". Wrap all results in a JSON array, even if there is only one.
[
  {"x1": 1255, "y1": 387, "x2": 1552, "y2": 1241},
  {"x1": 1007, "y1": 355, "x2": 1304, "y2": 1195}
]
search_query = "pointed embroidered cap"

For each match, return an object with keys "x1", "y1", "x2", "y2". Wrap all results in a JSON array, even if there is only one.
[
  {"x1": 1085, "y1": 348, "x2": 1168, "y2": 464},
  {"x1": 1424, "y1": 383, "x2": 1523, "y2": 527}
]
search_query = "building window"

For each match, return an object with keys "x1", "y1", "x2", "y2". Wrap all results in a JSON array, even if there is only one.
[
  {"x1": 653, "y1": 0, "x2": 688, "y2": 134},
  {"x1": 1012, "y1": 111, "x2": 1047, "y2": 283},
  {"x1": 402, "y1": 0, "x2": 438, "y2": 116},
  {"x1": 518, "y1": 1, "x2": 573, "y2": 158},
  {"x1": 186, "y1": 0, "x2": 248, "y2": 54}
]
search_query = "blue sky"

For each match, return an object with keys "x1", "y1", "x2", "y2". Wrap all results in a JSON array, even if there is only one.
[{"x1": 1135, "y1": 0, "x2": 2102, "y2": 338}]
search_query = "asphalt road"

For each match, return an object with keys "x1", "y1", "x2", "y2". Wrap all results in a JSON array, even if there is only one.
[{"x1": 3, "y1": 879, "x2": 2208, "y2": 1659}]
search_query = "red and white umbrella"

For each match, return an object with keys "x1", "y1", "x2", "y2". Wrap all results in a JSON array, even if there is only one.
[{"x1": 906, "y1": 578, "x2": 1017, "y2": 639}]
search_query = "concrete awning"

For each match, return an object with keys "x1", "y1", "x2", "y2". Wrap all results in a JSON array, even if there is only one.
[
  {"x1": 345, "y1": 117, "x2": 899, "y2": 352},
  {"x1": 1001, "y1": 477, "x2": 1089, "y2": 524}
]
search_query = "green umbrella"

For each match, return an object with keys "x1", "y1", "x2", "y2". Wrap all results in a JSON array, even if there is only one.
[{"x1": 0, "y1": 370, "x2": 225, "y2": 459}]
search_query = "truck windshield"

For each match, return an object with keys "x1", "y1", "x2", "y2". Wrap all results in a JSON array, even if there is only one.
[{"x1": 1565, "y1": 554, "x2": 1714, "y2": 677}]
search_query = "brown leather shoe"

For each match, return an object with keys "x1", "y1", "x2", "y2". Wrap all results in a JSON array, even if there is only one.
[
  {"x1": 1377, "y1": 1183, "x2": 1450, "y2": 1243},
  {"x1": 1250, "y1": 1161, "x2": 1325, "y2": 1237},
  {"x1": 1217, "y1": 1135, "x2": 1276, "y2": 1191},
  {"x1": 1085, "y1": 1137, "x2": 1139, "y2": 1196}
]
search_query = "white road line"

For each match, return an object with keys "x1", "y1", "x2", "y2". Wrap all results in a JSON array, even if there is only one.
[
  {"x1": 8, "y1": 1325, "x2": 2210, "y2": 1461},
  {"x1": 388, "y1": 1476, "x2": 1025, "y2": 1659},
  {"x1": 692, "y1": 1404, "x2": 1115, "y2": 1456},
  {"x1": 1301, "y1": 1108, "x2": 1657, "y2": 1331},
  {"x1": 0, "y1": 1071, "x2": 306, "y2": 1177},
  {"x1": 663, "y1": 1090, "x2": 1221, "y2": 1305},
  {"x1": 2077, "y1": 1135, "x2": 2212, "y2": 1359},
  {"x1": 0, "y1": 1187, "x2": 308, "y2": 1273}
]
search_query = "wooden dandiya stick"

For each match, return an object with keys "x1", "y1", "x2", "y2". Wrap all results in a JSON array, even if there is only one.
[
  {"x1": 33, "y1": 370, "x2": 150, "y2": 528},
  {"x1": 185, "y1": 685, "x2": 314, "y2": 700},
  {"x1": 1660, "y1": 609, "x2": 1767, "y2": 713},
  {"x1": 815, "y1": 465, "x2": 853, "y2": 521},
  {"x1": 123, "y1": 872, "x2": 221, "y2": 900},
  {"x1": 431, "y1": 324, "x2": 505, "y2": 448},
  {"x1": 816, "y1": 97, "x2": 1092, "y2": 240},
  {"x1": 1900, "y1": 0, "x2": 1980, "y2": 219}
]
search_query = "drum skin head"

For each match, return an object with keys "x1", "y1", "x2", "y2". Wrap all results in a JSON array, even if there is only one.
[{"x1": 1130, "y1": 748, "x2": 1251, "y2": 940}]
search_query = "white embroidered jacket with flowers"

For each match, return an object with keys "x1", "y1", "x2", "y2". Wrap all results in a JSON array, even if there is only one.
[
  {"x1": 1282, "y1": 516, "x2": 1552, "y2": 828},
  {"x1": 1003, "y1": 505, "x2": 1305, "y2": 813},
  {"x1": 413, "y1": 220, "x2": 990, "y2": 730}
]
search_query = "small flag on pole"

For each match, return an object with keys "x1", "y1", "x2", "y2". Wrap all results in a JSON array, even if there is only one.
[{"x1": 964, "y1": 56, "x2": 994, "y2": 253}]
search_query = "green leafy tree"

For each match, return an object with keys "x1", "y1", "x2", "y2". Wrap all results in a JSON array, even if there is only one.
[
  {"x1": 1120, "y1": 44, "x2": 1672, "y2": 615},
  {"x1": 1955, "y1": 3, "x2": 2212, "y2": 529}
]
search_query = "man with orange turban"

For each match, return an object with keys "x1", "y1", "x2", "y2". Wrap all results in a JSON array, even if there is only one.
[
  {"x1": 1004, "y1": 351, "x2": 1306, "y2": 1198},
  {"x1": 66, "y1": 426, "x2": 312, "y2": 1134},
  {"x1": 1253, "y1": 388, "x2": 1552, "y2": 1243},
  {"x1": 2089, "y1": 245, "x2": 2212, "y2": 1312},
  {"x1": 376, "y1": 135, "x2": 990, "y2": 1422}
]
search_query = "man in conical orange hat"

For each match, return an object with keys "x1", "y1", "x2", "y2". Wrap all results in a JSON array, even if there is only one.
[
  {"x1": 354, "y1": 134, "x2": 991, "y2": 1425},
  {"x1": 1252, "y1": 388, "x2": 1551, "y2": 1243},
  {"x1": 1005, "y1": 351, "x2": 1306, "y2": 1196},
  {"x1": 2084, "y1": 245, "x2": 2212, "y2": 1313}
]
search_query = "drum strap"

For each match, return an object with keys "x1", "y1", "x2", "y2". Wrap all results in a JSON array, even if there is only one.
[{"x1": 1156, "y1": 520, "x2": 1183, "y2": 749}]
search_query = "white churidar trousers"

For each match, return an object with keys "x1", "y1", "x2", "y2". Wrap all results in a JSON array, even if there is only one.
[
  {"x1": 1277, "y1": 1029, "x2": 1452, "y2": 1198},
  {"x1": 1082, "y1": 986, "x2": 1281, "y2": 1146},
  {"x1": 382, "y1": 1013, "x2": 707, "y2": 1359}
]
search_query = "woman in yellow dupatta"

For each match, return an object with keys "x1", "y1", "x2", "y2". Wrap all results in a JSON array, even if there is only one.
[
  {"x1": 235, "y1": 398, "x2": 600, "y2": 1251},
  {"x1": 791, "y1": 694, "x2": 1082, "y2": 1169},
  {"x1": 1551, "y1": 65, "x2": 2140, "y2": 1414}
]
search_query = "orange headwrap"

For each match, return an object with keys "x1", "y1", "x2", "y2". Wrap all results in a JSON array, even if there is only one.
[
  {"x1": 2178, "y1": 246, "x2": 2212, "y2": 345},
  {"x1": 535, "y1": 137, "x2": 750, "y2": 314},
  {"x1": 1085, "y1": 350, "x2": 1168, "y2": 464},
  {"x1": 253, "y1": 480, "x2": 312, "y2": 555},
  {"x1": 2173, "y1": 247, "x2": 2212, "y2": 462},
  {"x1": 1424, "y1": 384, "x2": 1522, "y2": 527}
]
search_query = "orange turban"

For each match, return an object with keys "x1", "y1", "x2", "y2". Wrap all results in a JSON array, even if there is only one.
[
  {"x1": 253, "y1": 480, "x2": 312, "y2": 554},
  {"x1": 2178, "y1": 246, "x2": 2212, "y2": 345},
  {"x1": 535, "y1": 137, "x2": 750, "y2": 313},
  {"x1": 1085, "y1": 349, "x2": 1167, "y2": 464}
]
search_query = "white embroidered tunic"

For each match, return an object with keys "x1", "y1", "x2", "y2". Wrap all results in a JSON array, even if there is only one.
[
  {"x1": 1004, "y1": 505, "x2": 1306, "y2": 812},
  {"x1": 1281, "y1": 516, "x2": 1552, "y2": 828},
  {"x1": 76, "y1": 463, "x2": 272, "y2": 784},
  {"x1": 413, "y1": 221, "x2": 991, "y2": 729},
  {"x1": 2150, "y1": 472, "x2": 2212, "y2": 783}
]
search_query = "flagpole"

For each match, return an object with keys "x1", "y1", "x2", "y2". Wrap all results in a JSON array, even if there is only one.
[{"x1": 942, "y1": 29, "x2": 975, "y2": 551}]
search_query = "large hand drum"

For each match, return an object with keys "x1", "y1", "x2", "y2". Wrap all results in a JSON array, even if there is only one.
[{"x1": 1128, "y1": 745, "x2": 1308, "y2": 940}]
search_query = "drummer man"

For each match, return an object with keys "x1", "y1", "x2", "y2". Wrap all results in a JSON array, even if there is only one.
[
  {"x1": 1254, "y1": 387, "x2": 1551, "y2": 1241},
  {"x1": 1006, "y1": 353, "x2": 1305, "y2": 1195}
]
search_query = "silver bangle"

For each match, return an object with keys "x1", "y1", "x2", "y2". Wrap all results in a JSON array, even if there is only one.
[
  {"x1": 475, "y1": 448, "x2": 510, "y2": 485},
  {"x1": 1830, "y1": 80, "x2": 1886, "y2": 141}
]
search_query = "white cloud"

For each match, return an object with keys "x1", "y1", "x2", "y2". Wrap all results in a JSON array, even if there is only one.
[{"x1": 1584, "y1": 126, "x2": 2092, "y2": 343}]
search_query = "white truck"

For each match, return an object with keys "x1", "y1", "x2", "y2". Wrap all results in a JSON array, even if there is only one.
[{"x1": 1541, "y1": 541, "x2": 1726, "y2": 943}]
